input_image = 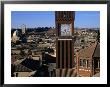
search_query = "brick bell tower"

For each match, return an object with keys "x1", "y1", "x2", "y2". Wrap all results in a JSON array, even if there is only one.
[{"x1": 55, "y1": 11, "x2": 75, "y2": 69}]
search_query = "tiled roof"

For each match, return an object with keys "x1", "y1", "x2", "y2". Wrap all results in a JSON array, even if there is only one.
[
  {"x1": 93, "y1": 42, "x2": 100, "y2": 58},
  {"x1": 14, "y1": 59, "x2": 25, "y2": 65},
  {"x1": 45, "y1": 54, "x2": 56, "y2": 63},
  {"x1": 15, "y1": 64, "x2": 32, "y2": 72},
  {"x1": 21, "y1": 58, "x2": 40, "y2": 71},
  {"x1": 76, "y1": 42, "x2": 97, "y2": 59},
  {"x1": 11, "y1": 55, "x2": 23, "y2": 64}
]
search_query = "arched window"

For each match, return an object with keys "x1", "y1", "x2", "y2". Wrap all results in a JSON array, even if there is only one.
[
  {"x1": 80, "y1": 59, "x2": 83, "y2": 67},
  {"x1": 83, "y1": 59, "x2": 86, "y2": 67},
  {"x1": 87, "y1": 59, "x2": 90, "y2": 68}
]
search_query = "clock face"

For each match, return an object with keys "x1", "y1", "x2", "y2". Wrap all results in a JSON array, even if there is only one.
[{"x1": 60, "y1": 24, "x2": 72, "y2": 36}]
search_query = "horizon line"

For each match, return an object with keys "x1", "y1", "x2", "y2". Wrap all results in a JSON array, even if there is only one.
[{"x1": 11, "y1": 27, "x2": 100, "y2": 29}]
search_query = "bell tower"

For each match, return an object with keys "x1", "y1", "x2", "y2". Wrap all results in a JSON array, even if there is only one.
[{"x1": 55, "y1": 11, "x2": 75, "y2": 68}]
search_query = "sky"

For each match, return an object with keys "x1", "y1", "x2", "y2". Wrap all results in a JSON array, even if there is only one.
[{"x1": 11, "y1": 11, "x2": 100, "y2": 28}]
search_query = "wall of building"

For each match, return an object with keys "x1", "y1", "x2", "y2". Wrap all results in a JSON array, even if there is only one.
[
  {"x1": 78, "y1": 69, "x2": 91, "y2": 77},
  {"x1": 14, "y1": 72, "x2": 32, "y2": 77}
]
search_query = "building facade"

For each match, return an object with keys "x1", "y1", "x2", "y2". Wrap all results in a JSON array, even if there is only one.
[{"x1": 76, "y1": 42, "x2": 100, "y2": 77}]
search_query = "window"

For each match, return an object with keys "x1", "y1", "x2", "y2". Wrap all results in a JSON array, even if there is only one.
[
  {"x1": 79, "y1": 59, "x2": 90, "y2": 68},
  {"x1": 87, "y1": 60, "x2": 90, "y2": 68},
  {"x1": 80, "y1": 59, "x2": 83, "y2": 67},
  {"x1": 83, "y1": 59, "x2": 86, "y2": 67}
]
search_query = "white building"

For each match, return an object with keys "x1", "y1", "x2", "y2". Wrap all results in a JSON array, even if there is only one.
[{"x1": 11, "y1": 30, "x2": 20, "y2": 43}]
